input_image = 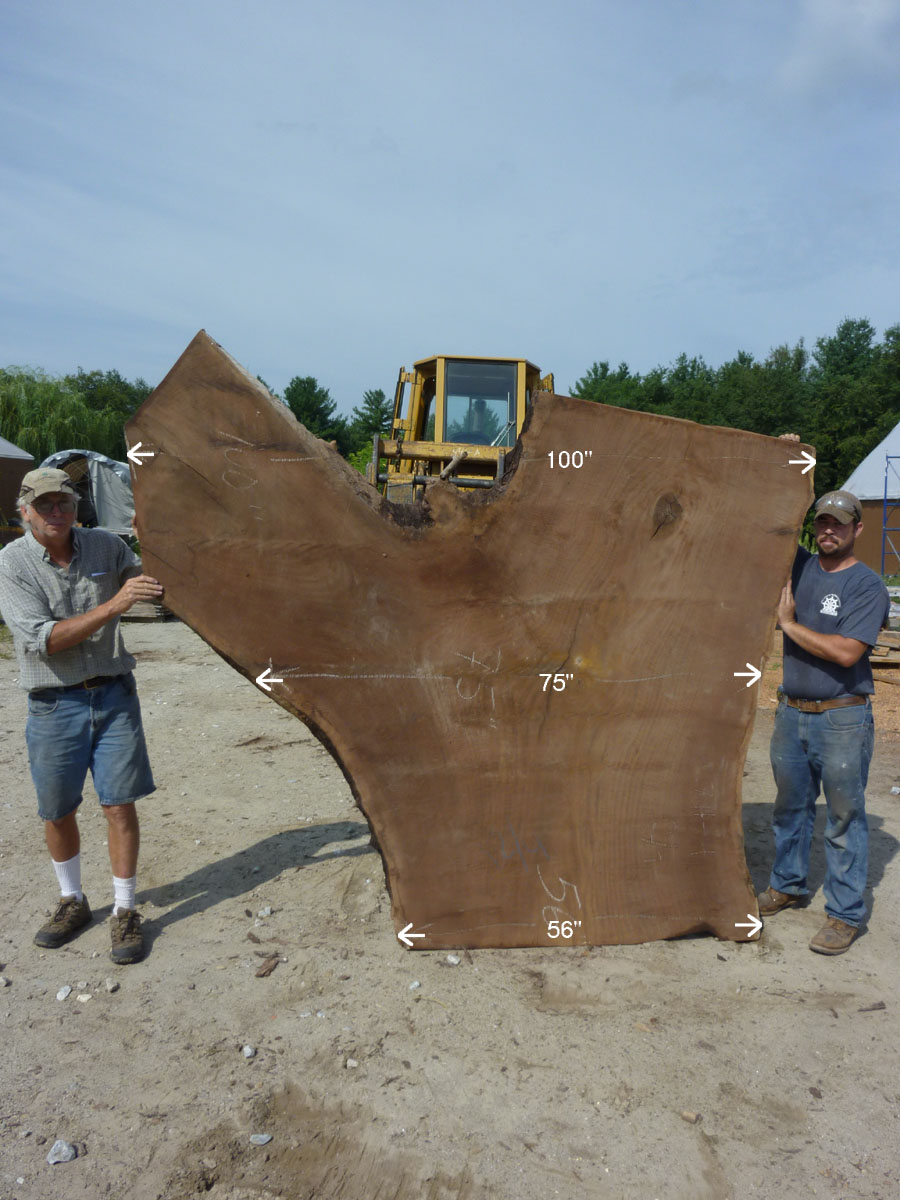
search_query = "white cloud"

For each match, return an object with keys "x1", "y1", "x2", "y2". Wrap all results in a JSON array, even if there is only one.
[
  {"x1": 1, "y1": 0, "x2": 898, "y2": 402},
  {"x1": 780, "y1": 0, "x2": 900, "y2": 94}
]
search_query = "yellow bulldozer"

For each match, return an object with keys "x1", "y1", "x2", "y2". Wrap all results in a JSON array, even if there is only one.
[{"x1": 366, "y1": 354, "x2": 554, "y2": 502}]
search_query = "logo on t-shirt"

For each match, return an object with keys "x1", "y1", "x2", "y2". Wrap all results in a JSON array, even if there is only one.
[{"x1": 820, "y1": 593, "x2": 841, "y2": 616}]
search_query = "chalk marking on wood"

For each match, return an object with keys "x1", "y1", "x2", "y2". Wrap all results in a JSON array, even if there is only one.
[
  {"x1": 216, "y1": 430, "x2": 254, "y2": 445},
  {"x1": 221, "y1": 445, "x2": 258, "y2": 490},
  {"x1": 537, "y1": 864, "x2": 582, "y2": 910}
]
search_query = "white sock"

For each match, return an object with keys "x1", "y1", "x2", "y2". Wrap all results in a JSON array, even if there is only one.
[
  {"x1": 52, "y1": 854, "x2": 83, "y2": 901},
  {"x1": 112, "y1": 875, "x2": 137, "y2": 915}
]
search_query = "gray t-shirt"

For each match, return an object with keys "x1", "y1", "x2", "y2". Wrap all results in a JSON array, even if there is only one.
[{"x1": 782, "y1": 547, "x2": 890, "y2": 700}]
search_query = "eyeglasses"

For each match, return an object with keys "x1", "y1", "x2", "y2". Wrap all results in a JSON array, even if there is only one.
[{"x1": 30, "y1": 498, "x2": 77, "y2": 515}]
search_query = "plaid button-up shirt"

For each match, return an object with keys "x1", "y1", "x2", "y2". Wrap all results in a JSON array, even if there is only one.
[{"x1": 0, "y1": 528, "x2": 141, "y2": 690}]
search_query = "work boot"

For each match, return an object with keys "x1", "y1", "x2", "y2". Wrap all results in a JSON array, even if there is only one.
[
  {"x1": 809, "y1": 917, "x2": 858, "y2": 955},
  {"x1": 757, "y1": 887, "x2": 805, "y2": 916},
  {"x1": 34, "y1": 895, "x2": 92, "y2": 948},
  {"x1": 109, "y1": 909, "x2": 144, "y2": 965}
]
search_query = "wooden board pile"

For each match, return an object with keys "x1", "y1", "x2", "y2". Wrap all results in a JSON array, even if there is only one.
[
  {"x1": 871, "y1": 629, "x2": 900, "y2": 684},
  {"x1": 122, "y1": 600, "x2": 174, "y2": 622},
  {"x1": 125, "y1": 332, "x2": 814, "y2": 949}
]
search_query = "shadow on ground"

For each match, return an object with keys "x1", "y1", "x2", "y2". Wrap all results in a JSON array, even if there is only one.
[
  {"x1": 140, "y1": 820, "x2": 376, "y2": 928},
  {"x1": 742, "y1": 801, "x2": 899, "y2": 922}
]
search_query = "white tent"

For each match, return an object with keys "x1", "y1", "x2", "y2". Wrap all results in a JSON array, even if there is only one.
[
  {"x1": 841, "y1": 419, "x2": 900, "y2": 574},
  {"x1": 842, "y1": 421, "x2": 900, "y2": 500}
]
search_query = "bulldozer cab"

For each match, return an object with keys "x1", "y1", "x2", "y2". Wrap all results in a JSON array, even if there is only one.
[{"x1": 369, "y1": 355, "x2": 554, "y2": 502}]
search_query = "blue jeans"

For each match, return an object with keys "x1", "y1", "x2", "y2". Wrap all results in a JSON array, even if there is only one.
[
  {"x1": 769, "y1": 698, "x2": 873, "y2": 926},
  {"x1": 25, "y1": 673, "x2": 155, "y2": 821}
]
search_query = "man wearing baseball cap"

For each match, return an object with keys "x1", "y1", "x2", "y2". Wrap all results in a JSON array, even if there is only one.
[
  {"x1": 758, "y1": 489, "x2": 890, "y2": 954},
  {"x1": 0, "y1": 468, "x2": 163, "y2": 964}
]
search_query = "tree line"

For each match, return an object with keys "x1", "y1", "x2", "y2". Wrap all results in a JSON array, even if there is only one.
[
  {"x1": 572, "y1": 317, "x2": 900, "y2": 498},
  {"x1": 0, "y1": 367, "x2": 392, "y2": 472},
  {"x1": 2, "y1": 317, "x2": 898, "y2": 499},
  {"x1": 0, "y1": 368, "x2": 152, "y2": 465}
]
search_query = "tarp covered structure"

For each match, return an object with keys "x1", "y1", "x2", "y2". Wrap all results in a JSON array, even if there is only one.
[{"x1": 40, "y1": 449, "x2": 134, "y2": 535}]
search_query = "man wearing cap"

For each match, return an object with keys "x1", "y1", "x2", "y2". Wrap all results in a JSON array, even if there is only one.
[
  {"x1": 0, "y1": 468, "x2": 163, "y2": 964},
  {"x1": 758, "y1": 489, "x2": 890, "y2": 954}
]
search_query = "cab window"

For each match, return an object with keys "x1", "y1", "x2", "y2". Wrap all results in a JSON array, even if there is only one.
[
  {"x1": 420, "y1": 376, "x2": 437, "y2": 441},
  {"x1": 443, "y1": 361, "x2": 517, "y2": 447}
]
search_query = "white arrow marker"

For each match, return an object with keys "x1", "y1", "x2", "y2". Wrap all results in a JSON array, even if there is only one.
[
  {"x1": 127, "y1": 442, "x2": 155, "y2": 466},
  {"x1": 788, "y1": 450, "x2": 816, "y2": 475},
  {"x1": 255, "y1": 667, "x2": 283, "y2": 692},
  {"x1": 735, "y1": 913, "x2": 763, "y2": 938},
  {"x1": 734, "y1": 663, "x2": 761, "y2": 687},
  {"x1": 397, "y1": 922, "x2": 425, "y2": 948}
]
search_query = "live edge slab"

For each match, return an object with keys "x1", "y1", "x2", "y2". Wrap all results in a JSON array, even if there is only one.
[{"x1": 126, "y1": 331, "x2": 813, "y2": 949}]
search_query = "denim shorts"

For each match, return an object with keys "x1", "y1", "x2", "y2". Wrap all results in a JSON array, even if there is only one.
[{"x1": 25, "y1": 673, "x2": 156, "y2": 821}]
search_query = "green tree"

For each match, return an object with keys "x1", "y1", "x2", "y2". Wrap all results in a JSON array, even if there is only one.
[
  {"x1": 283, "y1": 375, "x2": 351, "y2": 454},
  {"x1": 571, "y1": 361, "x2": 647, "y2": 411},
  {"x1": 808, "y1": 318, "x2": 883, "y2": 495},
  {"x1": 349, "y1": 388, "x2": 391, "y2": 451},
  {"x1": 714, "y1": 344, "x2": 809, "y2": 438},
  {"x1": 61, "y1": 368, "x2": 152, "y2": 459},
  {"x1": 660, "y1": 354, "x2": 718, "y2": 423},
  {"x1": 256, "y1": 375, "x2": 279, "y2": 398},
  {"x1": 811, "y1": 317, "x2": 877, "y2": 381},
  {"x1": 0, "y1": 367, "x2": 124, "y2": 462},
  {"x1": 65, "y1": 368, "x2": 151, "y2": 420}
]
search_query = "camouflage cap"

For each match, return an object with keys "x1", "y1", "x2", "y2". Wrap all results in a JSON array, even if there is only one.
[
  {"x1": 814, "y1": 490, "x2": 862, "y2": 525},
  {"x1": 18, "y1": 467, "x2": 79, "y2": 501}
]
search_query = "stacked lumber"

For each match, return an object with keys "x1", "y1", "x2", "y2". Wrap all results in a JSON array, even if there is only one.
[
  {"x1": 122, "y1": 600, "x2": 174, "y2": 622},
  {"x1": 871, "y1": 629, "x2": 900, "y2": 684}
]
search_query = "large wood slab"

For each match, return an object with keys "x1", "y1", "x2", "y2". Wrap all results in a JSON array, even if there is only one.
[{"x1": 126, "y1": 332, "x2": 813, "y2": 948}]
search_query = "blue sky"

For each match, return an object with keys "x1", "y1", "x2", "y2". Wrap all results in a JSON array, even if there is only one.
[{"x1": 1, "y1": 0, "x2": 899, "y2": 415}]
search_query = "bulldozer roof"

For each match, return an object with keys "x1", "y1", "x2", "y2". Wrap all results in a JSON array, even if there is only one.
[{"x1": 412, "y1": 353, "x2": 542, "y2": 372}]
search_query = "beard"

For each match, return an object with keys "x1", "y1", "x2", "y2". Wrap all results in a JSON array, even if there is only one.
[{"x1": 816, "y1": 530, "x2": 854, "y2": 557}]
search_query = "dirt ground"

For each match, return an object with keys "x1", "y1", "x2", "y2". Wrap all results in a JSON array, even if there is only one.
[{"x1": 1, "y1": 621, "x2": 899, "y2": 1200}]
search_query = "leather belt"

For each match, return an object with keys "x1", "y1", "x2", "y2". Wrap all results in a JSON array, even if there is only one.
[
  {"x1": 782, "y1": 694, "x2": 868, "y2": 713},
  {"x1": 59, "y1": 674, "x2": 121, "y2": 692}
]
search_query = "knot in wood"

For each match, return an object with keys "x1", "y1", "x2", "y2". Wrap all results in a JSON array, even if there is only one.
[{"x1": 651, "y1": 492, "x2": 683, "y2": 538}]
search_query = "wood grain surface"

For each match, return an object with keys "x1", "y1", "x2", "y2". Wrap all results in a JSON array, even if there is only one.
[{"x1": 126, "y1": 331, "x2": 813, "y2": 948}]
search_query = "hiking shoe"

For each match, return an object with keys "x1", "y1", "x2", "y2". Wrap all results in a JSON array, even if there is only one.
[
  {"x1": 809, "y1": 917, "x2": 858, "y2": 956},
  {"x1": 109, "y1": 909, "x2": 144, "y2": 965},
  {"x1": 34, "y1": 895, "x2": 92, "y2": 948},
  {"x1": 757, "y1": 887, "x2": 805, "y2": 916}
]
